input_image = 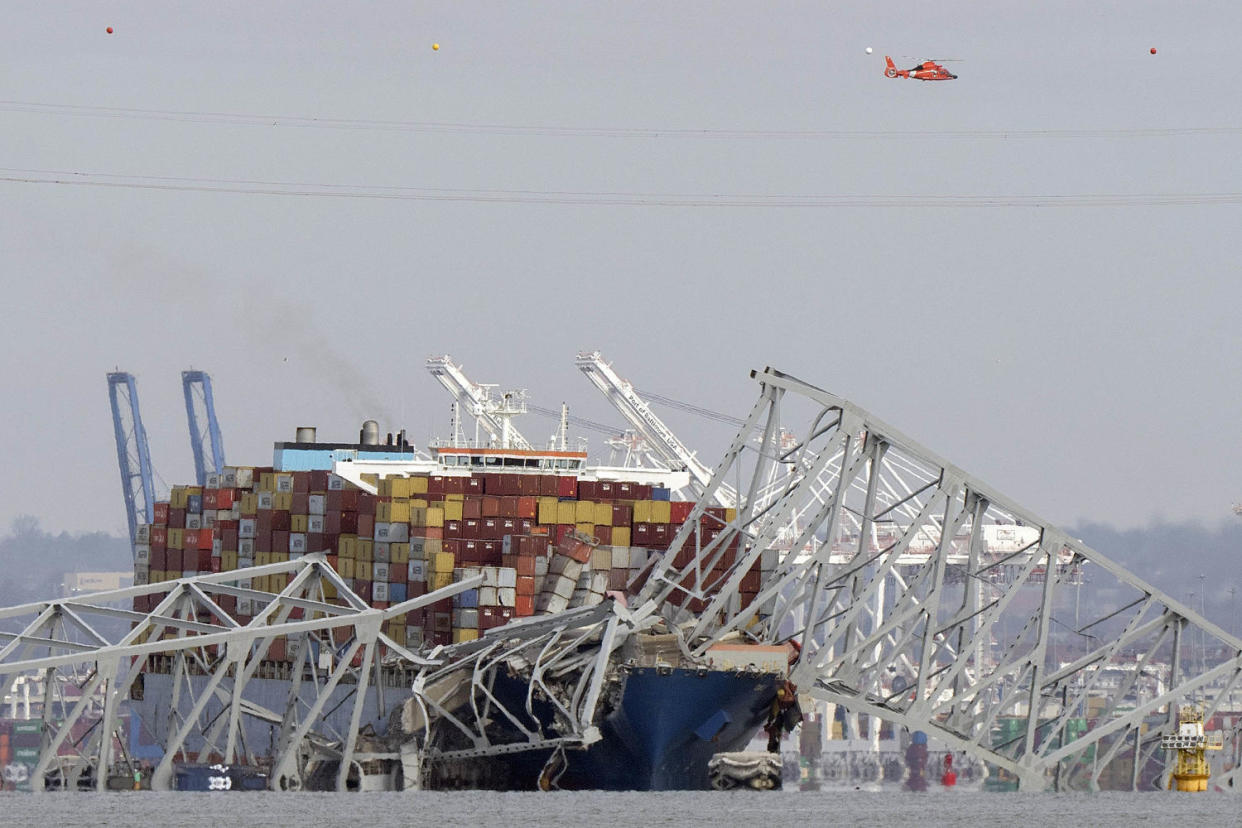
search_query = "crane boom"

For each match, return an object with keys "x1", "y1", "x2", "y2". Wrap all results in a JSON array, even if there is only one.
[
  {"x1": 425, "y1": 355, "x2": 533, "y2": 450},
  {"x1": 575, "y1": 351, "x2": 735, "y2": 506},
  {"x1": 182, "y1": 370, "x2": 226, "y2": 486},
  {"x1": 107, "y1": 372, "x2": 155, "y2": 545}
]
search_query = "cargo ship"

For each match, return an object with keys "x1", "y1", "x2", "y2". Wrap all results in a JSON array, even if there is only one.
[{"x1": 127, "y1": 426, "x2": 786, "y2": 791}]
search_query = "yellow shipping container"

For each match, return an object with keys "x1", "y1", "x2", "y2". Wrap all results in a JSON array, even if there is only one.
[
  {"x1": 167, "y1": 528, "x2": 184, "y2": 550},
  {"x1": 576, "y1": 523, "x2": 596, "y2": 539},
  {"x1": 357, "y1": 539, "x2": 373, "y2": 562},
  {"x1": 322, "y1": 580, "x2": 338, "y2": 600},
  {"x1": 361, "y1": 473, "x2": 378, "y2": 487},
  {"x1": 259, "y1": 472, "x2": 276, "y2": 492},
  {"x1": 453, "y1": 628, "x2": 480, "y2": 644},
  {"x1": 387, "y1": 623, "x2": 407, "y2": 646},
  {"x1": 338, "y1": 535, "x2": 357, "y2": 559},
  {"x1": 355, "y1": 561, "x2": 372, "y2": 581},
  {"x1": 429, "y1": 551, "x2": 455, "y2": 573},
  {"x1": 257, "y1": 551, "x2": 270, "y2": 567},
  {"x1": 430, "y1": 571, "x2": 454, "y2": 591},
  {"x1": 633, "y1": 501, "x2": 652, "y2": 523},
  {"x1": 291, "y1": 514, "x2": 309, "y2": 533},
  {"x1": 240, "y1": 492, "x2": 258, "y2": 516},
  {"x1": 170, "y1": 487, "x2": 189, "y2": 509},
  {"x1": 556, "y1": 501, "x2": 577, "y2": 525},
  {"x1": 538, "y1": 497, "x2": 560, "y2": 525},
  {"x1": 594, "y1": 502, "x2": 614, "y2": 526},
  {"x1": 412, "y1": 498, "x2": 428, "y2": 508},
  {"x1": 410, "y1": 506, "x2": 426, "y2": 527},
  {"x1": 410, "y1": 476, "x2": 429, "y2": 494},
  {"x1": 443, "y1": 500, "x2": 463, "y2": 521},
  {"x1": 378, "y1": 500, "x2": 411, "y2": 523},
  {"x1": 391, "y1": 542, "x2": 410, "y2": 565},
  {"x1": 273, "y1": 491, "x2": 293, "y2": 511},
  {"x1": 612, "y1": 526, "x2": 631, "y2": 547},
  {"x1": 575, "y1": 500, "x2": 595, "y2": 523},
  {"x1": 444, "y1": 493, "x2": 464, "y2": 503},
  {"x1": 725, "y1": 508, "x2": 737, "y2": 522},
  {"x1": 222, "y1": 550, "x2": 238, "y2": 571},
  {"x1": 339, "y1": 557, "x2": 355, "y2": 579},
  {"x1": 650, "y1": 501, "x2": 671, "y2": 524},
  {"x1": 426, "y1": 507, "x2": 444, "y2": 528}
]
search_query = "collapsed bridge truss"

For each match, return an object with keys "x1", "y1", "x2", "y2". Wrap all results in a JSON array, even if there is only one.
[{"x1": 3, "y1": 366, "x2": 1241, "y2": 792}]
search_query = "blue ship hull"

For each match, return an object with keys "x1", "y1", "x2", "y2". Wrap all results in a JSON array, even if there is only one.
[{"x1": 434, "y1": 667, "x2": 781, "y2": 791}]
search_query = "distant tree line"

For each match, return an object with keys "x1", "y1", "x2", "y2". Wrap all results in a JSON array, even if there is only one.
[{"x1": 0, "y1": 516, "x2": 130, "y2": 609}]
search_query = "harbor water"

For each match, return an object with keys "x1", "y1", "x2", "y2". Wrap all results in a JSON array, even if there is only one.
[{"x1": 0, "y1": 790, "x2": 1231, "y2": 827}]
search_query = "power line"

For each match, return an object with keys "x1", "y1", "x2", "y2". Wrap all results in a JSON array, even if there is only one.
[
  {"x1": 3, "y1": 99, "x2": 1241, "y2": 141},
  {"x1": 525, "y1": 404, "x2": 624, "y2": 436},
  {"x1": 3, "y1": 167, "x2": 1241, "y2": 207},
  {"x1": 636, "y1": 390, "x2": 747, "y2": 426}
]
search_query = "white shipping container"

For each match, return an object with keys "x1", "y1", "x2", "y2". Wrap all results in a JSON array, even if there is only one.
[
  {"x1": 239, "y1": 518, "x2": 257, "y2": 539},
  {"x1": 308, "y1": 494, "x2": 326, "y2": 515},
  {"x1": 186, "y1": 514, "x2": 203, "y2": 530},
  {"x1": 590, "y1": 547, "x2": 612, "y2": 570},
  {"x1": 408, "y1": 560, "x2": 427, "y2": 582},
  {"x1": 373, "y1": 562, "x2": 390, "y2": 581},
  {"x1": 202, "y1": 512, "x2": 217, "y2": 529},
  {"x1": 327, "y1": 473, "x2": 346, "y2": 491},
  {"x1": 497, "y1": 567, "x2": 517, "y2": 589},
  {"x1": 386, "y1": 523, "x2": 409, "y2": 542},
  {"x1": 373, "y1": 581, "x2": 389, "y2": 602},
  {"x1": 257, "y1": 491, "x2": 274, "y2": 510},
  {"x1": 374, "y1": 542, "x2": 391, "y2": 563},
  {"x1": 205, "y1": 472, "x2": 221, "y2": 489},
  {"x1": 133, "y1": 544, "x2": 151, "y2": 564},
  {"x1": 308, "y1": 515, "x2": 325, "y2": 534},
  {"x1": 481, "y1": 566, "x2": 500, "y2": 587},
  {"x1": 237, "y1": 560, "x2": 254, "y2": 572},
  {"x1": 212, "y1": 538, "x2": 223, "y2": 556},
  {"x1": 290, "y1": 533, "x2": 307, "y2": 553},
  {"x1": 133, "y1": 567, "x2": 149, "y2": 585},
  {"x1": 610, "y1": 546, "x2": 630, "y2": 569},
  {"x1": 534, "y1": 556, "x2": 550, "y2": 576},
  {"x1": 237, "y1": 598, "x2": 254, "y2": 615},
  {"x1": 537, "y1": 592, "x2": 569, "y2": 615},
  {"x1": 239, "y1": 538, "x2": 255, "y2": 556},
  {"x1": 589, "y1": 571, "x2": 610, "y2": 594},
  {"x1": 498, "y1": 587, "x2": 516, "y2": 606},
  {"x1": 457, "y1": 608, "x2": 479, "y2": 629},
  {"x1": 480, "y1": 586, "x2": 498, "y2": 606},
  {"x1": 134, "y1": 525, "x2": 151, "y2": 543}
]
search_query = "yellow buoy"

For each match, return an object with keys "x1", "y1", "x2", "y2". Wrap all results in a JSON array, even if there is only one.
[
  {"x1": 432, "y1": 43, "x2": 439, "y2": 51},
  {"x1": 1161, "y1": 705, "x2": 1223, "y2": 792}
]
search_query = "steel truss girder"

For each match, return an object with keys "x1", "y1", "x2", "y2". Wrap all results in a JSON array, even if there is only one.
[
  {"x1": 0, "y1": 554, "x2": 477, "y2": 792},
  {"x1": 638, "y1": 367, "x2": 1242, "y2": 792}
]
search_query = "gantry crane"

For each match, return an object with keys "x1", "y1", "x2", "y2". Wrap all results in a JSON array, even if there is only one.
[
  {"x1": 575, "y1": 351, "x2": 735, "y2": 506},
  {"x1": 182, "y1": 370, "x2": 226, "y2": 486},
  {"x1": 106, "y1": 372, "x2": 155, "y2": 546},
  {"x1": 425, "y1": 356, "x2": 533, "y2": 450}
]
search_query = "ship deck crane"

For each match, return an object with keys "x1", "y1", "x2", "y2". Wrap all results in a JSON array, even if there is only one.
[
  {"x1": 106, "y1": 372, "x2": 155, "y2": 546},
  {"x1": 575, "y1": 351, "x2": 735, "y2": 506},
  {"x1": 182, "y1": 370, "x2": 226, "y2": 486},
  {"x1": 426, "y1": 356, "x2": 533, "y2": 451}
]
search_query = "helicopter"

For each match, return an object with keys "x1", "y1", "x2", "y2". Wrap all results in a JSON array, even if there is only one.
[{"x1": 884, "y1": 56, "x2": 957, "y2": 81}]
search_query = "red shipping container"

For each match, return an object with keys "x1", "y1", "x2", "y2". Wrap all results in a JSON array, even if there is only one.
[
  {"x1": 461, "y1": 540, "x2": 480, "y2": 564},
  {"x1": 555, "y1": 524, "x2": 574, "y2": 545},
  {"x1": 465, "y1": 476, "x2": 484, "y2": 494},
  {"x1": 356, "y1": 493, "x2": 377, "y2": 515},
  {"x1": 271, "y1": 510, "x2": 291, "y2": 531},
  {"x1": 168, "y1": 508, "x2": 186, "y2": 529},
  {"x1": 481, "y1": 496, "x2": 501, "y2": 517},
  {"x1": 502, "y1": 475, "x2": 522, "y2": 496},
  {"x1": 557, "y1": 476, "x2": 578, "y2": 498},
  {"x1": 445, "y1": 520, "x2": 463, "y2": 540},
  {"x1": 516, "y1": 496, "x2": 537, "y2": 519},
  {"x1": 339, "y1": 511, "x2": 359, "y2": 534},
  {"x1": 503, "y1": 553, "x2": 536, "y2": 576},
  {"x1": 598, "y1": 481, "x2": 615, "y2": 499},
  {"x1": 516, "y1": 575, "x2": 537, "y2": 596},
  {"x1": 500, "y1": 518, "x2": 518, "y2": 536},
  {"x1": 273, "y1": 530, "x2": 290, "y2": 553},
  {"x1": 324, "y1": 511, "x2": 342, "y2": 534},
  {"x1": 183, "y1": 528, "x2": 200, "y2": 549},
  {"x1": 358, "y1": 514, "x2": 374, "y2": 537},
  {"x1": 633, "y1": 523, "x2": 652, "y2": 543},
  {"x1": 198, "y1": 527, "x2": 215, "y2": 550},
  {"x1": 514, "y1": 595, "x2": 535, "y2": 617},
  {"x1": 462, "y1": 518, "x2": 481, "y2": 538},
  {"x1": 256, "y1": 530, "x2": 272, "y2": 553},
  {"x1": 481, "y1": 540, "x2": 502, "y2": 565},
  {"x1": 308, "y1": 470, "x2": 330, "y2": 491},
  {"x1": 428, "y1": 475, "x2": 446, "y2": 494},
  {"x1": 670, "y1": 501, "x2": 695, "y2": 524},
  {"x1": 292, "y1": 473, "x2": 310, "y2": 494},
  {"x1": 578, "y1": 480, "x2": 597, "y2": 500},
  {"x1": 341, "y1": 489, "x2": 362, "y2": 511},
  {"x1": 166, "y1": 549, "x2": 184, "y2": 572},
  {"x1": 442, "y1": 540, "x2": 461, "y2": 557},
  {"x1": 538, "y1": 475, "x2": 559, "y2": 497},
  {"x1": 326, "y1": 489, "x2": 343, "y2": 513},
  {"x1": 446, "y1": 476, "x2": 467, "y2": 495},
  {"x1": 519, "y1": 519, "x2": 535, "y2": 535},
  {"x1": 153, "y1": 502, "x2": 170, "y2": 525},
  {"x1": 150, "y1": 548, "x2": 169, "y2": 571},
  {"x1": 200, "y1": 550, "x2": 216, "y2": 570},
  {"x1": 306, "y1": 532, "x2": 326, "y2": 553},
  {"x1": 463, "y1": 497, "x2": 483, "y2": 520},
  {"x1": 203, "y1": 489, "x2": 219, "y2": 510},
  {"x1": 150, "y1": 526, "x2": 168, "y2": 547},
  {"x1": 289, "y1": 492, "x2": 308, "y2": 514},
  {"x1": 483, "y1": 473, "x2": 502, "y2": 494}
]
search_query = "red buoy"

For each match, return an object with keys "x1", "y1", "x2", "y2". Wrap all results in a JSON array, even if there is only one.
[
  {"x1": 106, "y1": 26, "x2": 113, "y2": 34},
  {"x1": 1150, "y1": 47, "x2": 1157, "y2": 54}
]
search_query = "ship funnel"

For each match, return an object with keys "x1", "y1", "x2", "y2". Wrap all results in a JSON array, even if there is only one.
[
  {"x1": 361, "y1": 420, "x2": 380, "y2": 445},
  {"x1": 295, "y1": 426, "x2": 317, "y2": 444}
]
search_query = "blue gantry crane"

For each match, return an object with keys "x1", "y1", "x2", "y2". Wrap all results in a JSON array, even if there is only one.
[
  {"x1": 107, "y1": 372, "x2": 155, "y2": 546},
  {"x1": 182, "y1": 370, "x2": 226, "y2": 486}
]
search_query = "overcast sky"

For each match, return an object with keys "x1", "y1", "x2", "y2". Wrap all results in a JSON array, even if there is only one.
[{"x1": 2, "y1": 2, "x2": 1240, "y2": 537}]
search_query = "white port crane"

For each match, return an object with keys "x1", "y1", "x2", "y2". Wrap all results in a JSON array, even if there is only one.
[
  {"x1": 575, "y1": 351, "x2": 736, "y2": 506},
  {"x1": 425, "y1": 355, "x2": 533, "y2": 451}
]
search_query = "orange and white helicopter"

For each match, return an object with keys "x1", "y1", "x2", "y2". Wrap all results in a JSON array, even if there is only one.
[{"x1": 884, "y1": 56, "x2": 957, "y2": 81}]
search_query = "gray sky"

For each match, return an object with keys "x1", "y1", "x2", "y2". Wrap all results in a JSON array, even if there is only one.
[{"x1": 2, "y1": 2, "x2": 1241, "y2": 537}]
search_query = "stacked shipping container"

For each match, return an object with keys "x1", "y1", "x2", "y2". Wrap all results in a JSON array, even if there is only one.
[{"x1": 132, "y1": 468, "x2": 772, "y2": 666}]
